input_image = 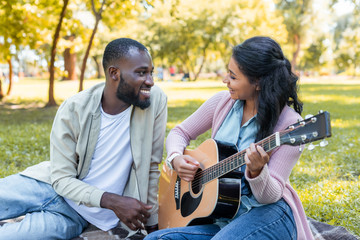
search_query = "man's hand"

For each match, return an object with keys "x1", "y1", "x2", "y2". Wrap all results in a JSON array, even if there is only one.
[
  {"x1": 100, "y1": 192, "x2": 152, "y2": 231},
  {"x1": 172, "y1": 155, "x2": 200, "y2": 182}
]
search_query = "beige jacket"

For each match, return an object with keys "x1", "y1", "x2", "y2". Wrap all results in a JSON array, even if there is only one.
[{"x1": 21, "y1": 82, "x2": 167, "y2": 226}]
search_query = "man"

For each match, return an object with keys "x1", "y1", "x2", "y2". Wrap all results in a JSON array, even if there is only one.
[{"x1": 0, "y1": 38, "x2": 167, "y2": 239}]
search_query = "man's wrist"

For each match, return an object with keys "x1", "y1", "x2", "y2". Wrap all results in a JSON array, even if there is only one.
[{"x1": 166, "y1": 153, "x2": 181, "y2": 170}]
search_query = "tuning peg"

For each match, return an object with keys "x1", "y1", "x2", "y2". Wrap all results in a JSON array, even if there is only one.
[
  {"x1": 318, "y1": 110, "x2": 324, "y2": 114},
  {"x1": 305, "y1": 114, "x2": 313, "y2": 119},
  {"x1": 308, "y1": 143, "x2": 315, "y2": 151},
  {"x1": 320, "y1": 139, "x2": 328, "y2": 147},
  {"x1": 299, "y1": 146, "x2": 302, "y2": 152}
]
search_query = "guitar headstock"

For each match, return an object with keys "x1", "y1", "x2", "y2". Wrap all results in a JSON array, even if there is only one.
[{"x1": 280, "y1": 111, "x2": 332, "y2": 147}]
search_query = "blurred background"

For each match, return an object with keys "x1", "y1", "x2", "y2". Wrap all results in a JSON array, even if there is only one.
[{"x1": 0, "y1": 0, "x2": 359, "y2": 105}]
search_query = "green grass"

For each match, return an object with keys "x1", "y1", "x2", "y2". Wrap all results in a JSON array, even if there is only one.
[{"x1": 0, "y1": 77, "x2": 359, "y2": 236}]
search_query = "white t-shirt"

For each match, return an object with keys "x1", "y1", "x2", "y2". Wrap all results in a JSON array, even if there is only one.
[{"x1": 65, "y1": 106, "x2": 133, "y2": 231}]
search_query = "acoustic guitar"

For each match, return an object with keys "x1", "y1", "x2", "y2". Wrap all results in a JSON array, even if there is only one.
[{"x1": 158, "y1": 111, "x2": 331, "y2": 229}]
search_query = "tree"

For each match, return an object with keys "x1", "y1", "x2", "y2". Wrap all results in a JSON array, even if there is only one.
[
  {"x1": 78, "y1": 0, "x2": 106, "y2": 92},
  {"x1": 0, "y1": 74, "x2": 4, "y2": 100},
  {"x1": 78, "y1": 0, "x2": 149, "y2": 91},
  {"x1": 275, "y1": 0, "x2": 314, "y2": 71},
  {"x1": 333, "y1": 1, "x2": 360, "y2": 75},
  {"x1": 46, "y1": 0, "x2": 70, "y2": 107},
  {"x1": 299, "y1": 37, "x2": 328, "y2": 71},
  {"x1": 0, "y1": 0, "x2": 40, "y2": 98},
  {"x1": 63, "y1": 35, "x2": 78, "y2": 80},
  {"x1": 134, "y1": 0, "x2": 287, "y2": 80}
]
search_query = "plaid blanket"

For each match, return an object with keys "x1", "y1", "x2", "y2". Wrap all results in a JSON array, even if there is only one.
[
  {"x1": 307, "y1": 217, "x2": 359, "y2": 240},
  {"x1": 1, "y1": 217, "x2": 359, "y2": 239},
  {"x1": 72, "y1": 217, "x2": 360, "y2": 240}
]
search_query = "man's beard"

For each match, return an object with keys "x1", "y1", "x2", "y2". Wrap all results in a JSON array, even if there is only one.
[{"x1": 116, "y1": 74, "x2": 151, "y2": 110}]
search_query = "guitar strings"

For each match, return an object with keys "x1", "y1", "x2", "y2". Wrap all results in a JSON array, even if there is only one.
[
  {"x1": 189, "y1": 123, "x2": 305, "y2": 189},
  {"x1": 190, "y1": 134, "x2": 279, "y2": 188}
]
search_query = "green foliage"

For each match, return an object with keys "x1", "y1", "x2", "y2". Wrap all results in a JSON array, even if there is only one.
[
  {"x1": 133, "y1": 0, "x2": 287, "y2": 79},
  {"x1": 299, "y1": 38, "x2": 328, "y2": 70},
  {"x1": 0, "y1": 0, "x2": 44, "y2": 62}
]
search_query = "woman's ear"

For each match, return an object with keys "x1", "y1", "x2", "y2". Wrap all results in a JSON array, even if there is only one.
[{"x1": 255, "y1": 79, "x2": 261, "y2": 91}]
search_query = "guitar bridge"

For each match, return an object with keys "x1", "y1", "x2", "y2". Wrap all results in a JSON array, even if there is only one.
[{"x1": 174, "y1": 176, "x2": 181, "y2": 210}]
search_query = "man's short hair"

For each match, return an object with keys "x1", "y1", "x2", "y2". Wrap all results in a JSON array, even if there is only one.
[{"x1": 102, "y1": 38, "x2": 148, "y2": 71}]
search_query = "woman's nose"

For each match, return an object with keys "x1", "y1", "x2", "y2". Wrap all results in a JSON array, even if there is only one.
[{"x1": 222, "y1": 74, "x2": 229, "y2": 84}]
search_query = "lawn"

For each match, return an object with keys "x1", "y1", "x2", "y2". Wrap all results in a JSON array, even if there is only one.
[{"x1": 0, "y1": 77, "x2": 359, "y2": 236}]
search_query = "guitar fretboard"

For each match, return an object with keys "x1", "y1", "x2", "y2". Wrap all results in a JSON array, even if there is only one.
[{"x1": 195, "y1": 132, "x2": 280, "y2": 185}]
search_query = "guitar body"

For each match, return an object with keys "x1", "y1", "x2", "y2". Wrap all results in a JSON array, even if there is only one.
[{"x1": 158, "y1": 139, "x2": 242, "y2": 229}]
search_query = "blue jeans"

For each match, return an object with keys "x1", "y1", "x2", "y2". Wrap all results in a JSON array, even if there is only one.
[
  {"x1": 145, "y1": 199, "x2": 297, "y2": 240},
  {"x1": 0, "y1": 174, "x2": 88, "y2": 240}
]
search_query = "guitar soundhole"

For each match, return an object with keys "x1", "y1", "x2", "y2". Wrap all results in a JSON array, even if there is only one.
[{"x1": 190, "y1": 169, "x2": 203, "y2": 194}]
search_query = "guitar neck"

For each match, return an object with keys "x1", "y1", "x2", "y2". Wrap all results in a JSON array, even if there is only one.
[{"x1": 197, "y1": 132, "x2": 280, "y2": 185}]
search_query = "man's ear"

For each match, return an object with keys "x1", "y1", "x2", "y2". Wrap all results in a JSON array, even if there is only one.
[{"x1": 108, "y1": 66, "x2": 119, "y2": 81}]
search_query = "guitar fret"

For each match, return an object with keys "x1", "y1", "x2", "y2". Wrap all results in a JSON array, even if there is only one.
[{"x1": 201, "y1": 133, "x2": 281, "y2": 184}]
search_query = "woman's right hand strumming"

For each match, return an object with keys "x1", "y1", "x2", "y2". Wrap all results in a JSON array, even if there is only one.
[{"x1": 172, "y1": 155, "x2": 200, "y2": 182}]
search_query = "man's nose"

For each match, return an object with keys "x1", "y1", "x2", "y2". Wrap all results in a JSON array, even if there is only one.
[{"x1": 145, "y1": 74, "x2": 154, "y2": 87}]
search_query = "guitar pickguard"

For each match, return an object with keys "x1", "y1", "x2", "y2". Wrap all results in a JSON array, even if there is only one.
[{"x1": 180, "y1": 191, "x2": 203, "y2": 217}]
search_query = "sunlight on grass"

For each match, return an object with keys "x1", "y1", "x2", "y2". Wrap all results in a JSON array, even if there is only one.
[
  {"x1": 302, "y1": 95, "x2": 360, "y2": 104},
  {"x1": 332, "y1": 119, "x2": 360, "y2": 128}
]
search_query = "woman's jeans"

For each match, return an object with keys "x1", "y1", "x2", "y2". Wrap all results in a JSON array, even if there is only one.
[
  {"x1": 0, "y1": 174, "x2": 88, "y2": 240},
  {"x1": 145, "y1": 198, "x2": 297, "y2": 240}
]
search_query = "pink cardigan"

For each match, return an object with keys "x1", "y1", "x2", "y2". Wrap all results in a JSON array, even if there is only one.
[{"x1": 166, "y1": 91, "x2": 314, "y2": 240}]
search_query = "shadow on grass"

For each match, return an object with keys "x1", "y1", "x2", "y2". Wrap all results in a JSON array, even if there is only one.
[{"x1": 0, "y1": 102, "x2": 58, "y2": 125}]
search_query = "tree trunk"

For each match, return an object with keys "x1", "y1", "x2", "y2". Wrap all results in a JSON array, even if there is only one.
[
  {"x1": 92, "y1": 56, "x2": 103, "y2": 79},
  {"x1": 63, "y1": 47, "x2": 77, "y2": 80},
  {"x1": 46, "y1": 0, "x2": 69, "y2": 107},
  {"x1": 78, "y1": 0, "x2": 105, "y2": 92},
  {"x1": 354, "y1": 61, "x2": 357, "y2": 77},
  {"x1": 6, "y1": 59, "x2": 13, "y2": 96},
  {"x1": 0, "y1": 78, "x2": 4, "y2": 100},
  {"x1": 291, "y1": 34, "x2": 301, "y2": 73},
  {"x1": 194, "y1": 42, "x2": 209, "y2": 81}
]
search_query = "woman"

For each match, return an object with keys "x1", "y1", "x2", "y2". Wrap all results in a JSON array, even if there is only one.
[{"x1": 146, "y1": 36, "x2": 313, "y2": 240}]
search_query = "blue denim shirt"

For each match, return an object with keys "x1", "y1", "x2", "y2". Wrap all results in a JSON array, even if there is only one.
[{"x1": 214, "y1": 100, "x2": 265, "y2": 227}]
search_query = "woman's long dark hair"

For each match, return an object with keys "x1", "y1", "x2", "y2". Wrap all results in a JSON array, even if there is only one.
[{"x1": 232, "y1": 36, "x2": 303, "y2": 141}]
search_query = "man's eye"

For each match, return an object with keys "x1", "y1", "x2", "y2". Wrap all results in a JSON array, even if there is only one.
[{"x1": 138, "y1": 71, "x2": 145, "y2": 76}]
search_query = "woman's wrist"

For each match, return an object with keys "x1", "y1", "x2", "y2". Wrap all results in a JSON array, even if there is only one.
[
  {"x1": 248, "y1": 168, "x2": 262, "y2": 178},
  {"x1": 145, "y1": 224, "x2": 158, "y2": 233}
]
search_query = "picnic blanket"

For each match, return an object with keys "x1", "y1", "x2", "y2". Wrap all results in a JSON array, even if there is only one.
[
  {"x1": 1, "y1": 217, "x2": 359, "y2": 239},
  {"x1": 73, "y1": 217, "x2": 359, "y2": 240},
  {"x1": 307, "y1": 217, "x2": 359, "y2": 240}
]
